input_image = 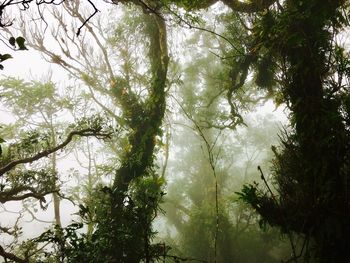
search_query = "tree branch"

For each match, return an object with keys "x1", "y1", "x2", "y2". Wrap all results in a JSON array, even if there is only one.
[
  {"x1": 0, "y1": 185, "x2": 56, "y2": 203},
  {"x1": 76, "y1": 0, "x2": 99, "y2": 36},
  {"x1": 160, "y1": 0, "x2": 277, "y2": 12},
  {"x1": 0, "y1": 128, "x2": 111, "y2": 176},
  {"x1": 0, "y1": 244, "x2": 28, "y2": 263},
  {"x1": 222, "y1": 0, "x2": 278, "y2": 13}
]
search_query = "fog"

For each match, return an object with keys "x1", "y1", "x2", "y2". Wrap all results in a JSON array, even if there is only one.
[{"x1": 1, "y1": 1, "x2": 337, "y2": 262}]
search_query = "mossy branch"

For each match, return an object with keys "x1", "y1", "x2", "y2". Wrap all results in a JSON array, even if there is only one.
[{"x1": 0, "y1": 128, "x2": 112, "y2": 176}]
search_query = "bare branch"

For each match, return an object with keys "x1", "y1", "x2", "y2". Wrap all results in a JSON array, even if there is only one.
[
  {"x1": 76, "y1": 0, "x2": 99, "y2": 36},
  {"x1": 171, "y1": 94, "x2": 220, "y2": 263}
]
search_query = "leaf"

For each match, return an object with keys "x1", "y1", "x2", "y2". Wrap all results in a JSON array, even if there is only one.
[
  {"x1": 16, "y1": 36, "x2": 25, "y2": 46},
  {"x1": 16, "y1": 36, "x2": 28, "y2": 50},
  {"x1": 9, "y1": 37, "x2": 15, "y2": 47},
  {"x1": 0, "y1": 54, "x2": 12, "y2": 62}
]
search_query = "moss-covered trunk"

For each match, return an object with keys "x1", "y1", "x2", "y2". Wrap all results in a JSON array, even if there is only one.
[
  {"x1": 286, "y1": 2, "x2": 349, "y2": 262},
  {"x1": 275, "y1": 1, "x2": 350, "y2": 261},
  {"x1": 108, "y1": 11, "x2": 168, "y2": 263},
  {"x1": 237, "y1": 0, "x2": 350, "y2": 261}
]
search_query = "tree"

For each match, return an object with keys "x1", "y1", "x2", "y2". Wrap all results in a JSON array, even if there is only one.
[
  {"x1": 3, "y1": 0, "x2": 350, "y2": 262},
  {"x1": 15, "y1": 2, "x2": 170, "y2": 262},
  {"x1": 161, "y1": 34, "x2": 287, "y2": 262},
  {"x1": 0, "y1": 115, "x2": 112, "y2": 262},
  {"x1": 0, "y1": 76, "x2": 77, "y2": 228},
  {"x1": 229, "y1": 1, "x2": 350, "y2": 262},
  {"x1": 156, "y1": 0, "x2": 350, "y2": 262}
]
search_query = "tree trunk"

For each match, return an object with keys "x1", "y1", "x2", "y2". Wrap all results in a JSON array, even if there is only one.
[
  {"x1": 107, "y1": 11, "x2": 169, "y2": 263},
  {"x1": 283, "y1": 1, "x2": 350, "y2": 261}
]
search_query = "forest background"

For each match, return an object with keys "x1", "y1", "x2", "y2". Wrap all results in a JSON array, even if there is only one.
[{"x1": 0, "y1": 0, "x2": 349, "y2": 263}]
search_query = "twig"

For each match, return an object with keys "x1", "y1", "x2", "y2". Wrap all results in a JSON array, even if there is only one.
[
  {"x1": 258, "y1": 166, "x2": 298, "y2": 262},
  {"x1": 258, "y1": 166, "x2": 276, "y2": 201},
  {"x1": 172, "y1": 94, "x2": 220, "y2": 263},
  {"x1": 164, "y1": 5, "x2": 244, "y2": 56},
  {"x1": 76, "y1": 0, "x2": 99, "y2": 36}
]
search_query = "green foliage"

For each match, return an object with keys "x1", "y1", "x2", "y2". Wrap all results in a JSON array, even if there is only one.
[
  {"x1": 69, "y1": 115, "x2": 113, "y2": 134},
  {"x1": 45, "y1": 171, "x2": 166, "y2": 263},
  {"x1": 0, "y1": 129, "x2": 51, "y2": 166},
  {"x1": 236, "y1": 183, "x2": 261, "y2": 208},
  {"x1": 161, "y1": 0, "x2": 213, "y2": 10},
  {"x1": 33, "y1": 223, "x2": 85, "y2": 262},
  {"x1": 0, "y1": 77, "x2": 74, "y2": 119}
]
